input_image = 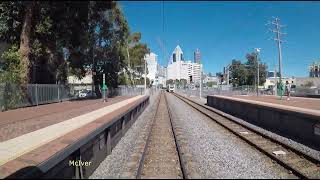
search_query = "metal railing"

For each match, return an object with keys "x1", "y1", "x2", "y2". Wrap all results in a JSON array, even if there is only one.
[
  {"x1": 0, "y1": 83, "x2": 151, "y2": 112},
  {"x1": 108, "y1": 86, "x2": 145, "y2": 97},
  {"x1": 291, "y1": 87, "x2": 320, "y2": 97},
  {"x1": 176, "y1": 85, "x2": 258, "y2": 98},
  {"x1": 0, "y1": 83, "x2": 77, "y2": 111}
]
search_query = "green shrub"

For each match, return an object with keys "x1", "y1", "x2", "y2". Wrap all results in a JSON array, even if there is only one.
[{"x1": 0, "y1": 45, "x2": 25, "y2": 111}]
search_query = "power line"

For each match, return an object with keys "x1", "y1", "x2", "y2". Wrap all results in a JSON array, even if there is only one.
[{"x1": 267, "y1": 17, "x2": 287, "y2": 85}]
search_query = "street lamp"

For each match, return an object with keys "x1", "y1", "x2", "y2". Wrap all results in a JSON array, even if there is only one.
[
  {"x1": 199, "y1": 63, "x2": 202, "y2": 99},
  {"x1": 224, "y1": 64, "x2": 232, "y2": 86},
  {"x1": 255, "y1": 48, "x2": 261, "y2": 96}
]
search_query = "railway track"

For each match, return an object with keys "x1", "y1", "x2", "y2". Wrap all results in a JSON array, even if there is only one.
[
  {"x1": 173, "y1": 93, "x2": 320, "y2": 179},
  {"x1": 135, "y1": 91, "x2": 185, "y2": 178}
]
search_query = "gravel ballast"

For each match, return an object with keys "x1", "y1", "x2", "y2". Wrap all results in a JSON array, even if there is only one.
[
  {"x1": 177, "y1": 92, "x2": 320, "y2": 162},
  {"x1": 166, "y1": 93, "x2": 294, "y2": 179},
  {"x1": 89, "y1": 92, "x2": 160, "y2": 179}
]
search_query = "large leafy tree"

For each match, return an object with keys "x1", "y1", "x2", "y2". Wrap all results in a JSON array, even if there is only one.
[
  {"x1": 0, "y1": 1, "x2": 88, "y2": 84},
  {"x1": 88, "y1": 2, "x2": 130, "y2": 95},
  {"x1": 0, "y1": 1, "x2": 133, "y2": 89},
  {"x1": 166, "y1": 79, "x2": 174, "y2": 85},
  {"x1": 229, "y1": 53, "x2": 268, "y2": 87},
  {"x1": 230, "y1": 59, "x2": 248, "y2": 87},
  {"x1": 245, "y1": 52, "x2": 268, "y2": 86},
  {"x1": 216, "y1": 72, "x2": 223, "y2": 84},
  {"x1": 122, "y1": 32, "x2": 150, "y2": 85}
]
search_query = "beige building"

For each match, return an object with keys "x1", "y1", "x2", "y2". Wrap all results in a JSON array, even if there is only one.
[
  {"x1": 296, "y1": 77, "x2": 320, "y2": 87},
  {"x1": 67, "y1": 71, "x2": 93, "y2": 91},
  {"x1": 309, "y1": 62, "x2": 320, "y2": 77},
  {"x1": 263, "y1": 77, "x2": 296, "y2": 89}
]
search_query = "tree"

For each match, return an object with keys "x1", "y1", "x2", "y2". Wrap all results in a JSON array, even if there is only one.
[
  {"x1": 245, "y1": 52, "x2": 268, "y2": 86},
  {"x1": 135, "y1": 77, "x2": 150, "y2": 86},
  {"x1": 174, "y1": 79, "x2": 180, "y2": 87},
  {"x1": 166, "y1": 79, "x2": 174, "y2": 85},
  {"x1": 180, "y1": 79, "x2": 187, "y2": 88},
  {"x1": 0, "y1": 45, "x2": 25, "y2": 110},
  {"x1": 0, "y1": 1, "x2": 130, "y2": 88},
  {"x1": 303, "y1": 81, "x2": 314, "y2": 88},
  {"x1": 19, "y1": 2, "x2": 36, "y2": 84},
  {"x1": 230, "y1": 59, "x2": 248, "y2": 87},
  {"x1": 119, "y1": 31, "x2": 150, "y2": 86},
  {"x1": 0, "y1": 45, "x2": 21, "y2": 83},
  {"x1": 206, "y1": 81, "x2": 217, "y2": 87},
  {"x1": 127, "y1": 34, "x2": 149, "y2": 78},
  {"x1": 216, "y1": 72, "x2": 223, "y2": 84},
  {"x1": 88, "y1": 2, "x2": 131, "y2": 95}
]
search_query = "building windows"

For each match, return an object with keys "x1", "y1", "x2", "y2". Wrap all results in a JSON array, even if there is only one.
[
  {"x1": 173, "y1": 53, "x2": 176, "y2": 62},
  {"x1": 309, "y1": 62, "x2": 320, "y2": 77}
]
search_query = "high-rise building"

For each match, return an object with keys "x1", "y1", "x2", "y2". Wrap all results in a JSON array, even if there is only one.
[
  {"x1": 171, "y1": 45, "x2": 183, "y2": 64},
  {"x1": 144, "y1": 52, "x2": 167, "y2": 86},
  {"x1": 194, "y1": 48, "x2": 201, "y2": 64},
  {"x1": 167, "y1": 45, "x2": 201, "y2": 84}
]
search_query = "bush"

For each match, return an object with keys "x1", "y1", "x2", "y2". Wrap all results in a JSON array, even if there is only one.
[
  {"x1": 0, "y1": 45, "x2": 21, "y2": 83},
  {"x1": 0, "y1": 45, "x2": 25, "y2": 111},
  {"x1": 303, "y1": 81, "x2": 314, "y2": 88}
]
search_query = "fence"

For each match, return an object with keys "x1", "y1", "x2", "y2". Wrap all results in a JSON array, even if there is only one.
[
  {"x1": 291, "y1": 87, "x2": 320, "y2": 97},
  {"x1": 0, "y1": 83, "x2": 149, "y2": 112},
  {"x1": 0, "y1": 83, "x2": 77, "y2": 111},
  {"x1": 176, "y1": 85, "x2": 258, "y2": 98},
  {"x1": 108, "y1": 86, "x2": 145, "y2": 97}
]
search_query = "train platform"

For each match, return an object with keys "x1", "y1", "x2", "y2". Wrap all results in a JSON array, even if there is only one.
[
  {"x1": 0, "y1": 96, "x2": 132, "y2": 142},
  {"x1": 231, "y1": 95, "x2": 320, "y2": 111},
  {"x1": 0, "y1": 95, "x2": 149, "y2": 178},
  {"x1": 207, "y1": 95, "x2": 320, "y2": 149}
]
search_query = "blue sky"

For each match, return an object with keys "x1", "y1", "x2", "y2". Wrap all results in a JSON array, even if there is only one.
[{"x1": 119, "y1": 1, "x2": 320, "y2": 77}]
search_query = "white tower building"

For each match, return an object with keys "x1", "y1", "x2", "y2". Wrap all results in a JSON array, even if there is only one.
[
  {"x1": 144, "y1": 52, "x2": 158, "y2": 85},
  {"x1": 167, "y1": 45, "x2": 201, "y2": 84},
  {"x1": 144, "y1": 52, "x2": 167, "y2": 87}
]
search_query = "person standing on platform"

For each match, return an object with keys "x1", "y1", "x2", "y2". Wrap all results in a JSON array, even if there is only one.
[{"x1": 285, "y1": 81, "x2": 291, "y2": 100}]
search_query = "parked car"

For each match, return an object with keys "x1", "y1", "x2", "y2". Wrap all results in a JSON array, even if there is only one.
[
  {"x1": 290, "y1": 84, "x2": 296, "y2": 94},
  {"x1": 263, "y1": 88, "x2": 274, "y2": 95},
  {"x1": 78, "y1": 89, "x2": 95, "y2": 98}
]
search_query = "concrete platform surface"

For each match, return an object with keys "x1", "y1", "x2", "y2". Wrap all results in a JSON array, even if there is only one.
[
  {"x1": 214, "y1": 95, "x2": 320, "y2": 117},
  {"x1": 231, "y1": 95, "x2": 320, "y2": 110},
  {"x1": 0, "y1": 96, "x2": 132, "y2": 142},
  {"x1": 0, "y1": 95, "x2": 144, "y2": 167}
]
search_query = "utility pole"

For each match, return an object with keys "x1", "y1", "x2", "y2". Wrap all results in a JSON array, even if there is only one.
[
  {"x1": 92, "y1": 40, "x2": 95, "y2": 97},
  {"x1": 268, "y1": 17, "x2": 286, "y2": 88},
  {"x1": 257, "y1": 56, "x2": 259, "y2": 96},
  {"x1": 274, "y1": 64, "x2": 278, "y2": 96},
  {"x1": 199, "y1": 64, "x2": 202, "y2": 99}
]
